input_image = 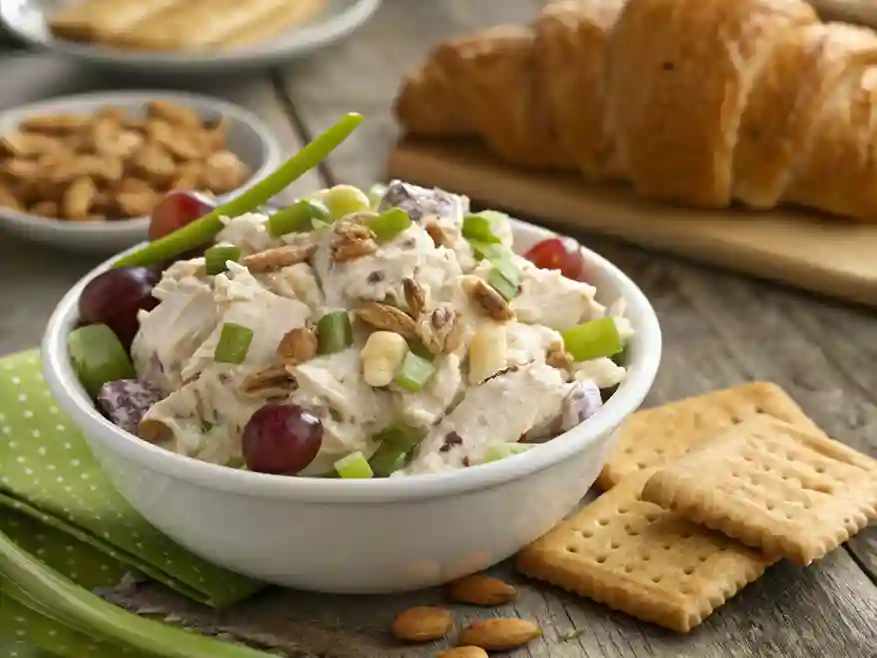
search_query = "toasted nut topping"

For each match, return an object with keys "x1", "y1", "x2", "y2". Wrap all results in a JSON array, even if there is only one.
[
  {"x1": 417, "y1": 303, "x2": 463, "y2": 355},
  {"x1": 277, "y1": 327, "x2": 317, "y2": 366},
  {"x1": 458, "y1": 619, "x2": 541, "y2": 651},
  {"x1": 546, "y1": 347, "x2": 574, "y2": 371},
  {"x1": 240, "y1": 364, "x2": 296, "y2": 396},
  {"x1": 461, "y1": 276, "x2": 515, "y2": 322},
  {"x1": 425, "y1": 221, "x2": 447, "y2": 247},
  {"x1": 243, "y1": 244, "x2": 317, "y2": 273},
  {"x1": 332, "y1": 221, "x2": 378, "y2": 263},
  {"x1": 355, "y1": 301, "x2": 417, "y2": 339},
  {"x1": 446, "y1": 574, "x2": 518, "y2": 606},
  {"x1": 391, "y1": 606, "x2": 452, "y2": 643},
  {"x1": 137, "y1": 418, "x2": 172, "y2": 444},
  {"x1": 402, "y1": 277, "x2": 427, "y2": 317}
]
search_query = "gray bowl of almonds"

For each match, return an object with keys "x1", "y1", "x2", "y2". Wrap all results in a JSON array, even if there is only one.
[{"x1": 0, "y1": 91, "x2": 282, "y2": 253}]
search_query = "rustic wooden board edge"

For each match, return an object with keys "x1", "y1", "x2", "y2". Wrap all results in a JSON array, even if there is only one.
[{"x1": 387, "y1": 139, "x2": 877, "y2": 309}]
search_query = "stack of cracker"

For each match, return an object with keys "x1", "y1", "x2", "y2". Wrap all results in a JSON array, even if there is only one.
[{"x1": 516, "y1": 382, "x2": 877, "y2": 632}]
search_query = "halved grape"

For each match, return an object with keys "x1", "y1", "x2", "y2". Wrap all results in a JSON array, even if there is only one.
[
  {"x1": 242, "y1": 403, "x2": 323, "y2": 475},
  {"x1": 78, "y1": 267, "x2": 159, "y2": 351},
  {"x1": 68, "y1": 325, "x2": 136, "y2": 399},
  {"x1": 149, "y1": 190, "x2": 215, "y2": 242},
  {"x1": 522, "y1": 237, "x2": 587, "y2": 282}
]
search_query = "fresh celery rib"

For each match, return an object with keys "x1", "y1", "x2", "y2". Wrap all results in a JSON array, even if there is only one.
[
  {"x1": 0, "y1": 530, "x2": 273, "y2": 658},
  {"x1": 113, "y1": 112, "x2": 364, "y2": 269}
]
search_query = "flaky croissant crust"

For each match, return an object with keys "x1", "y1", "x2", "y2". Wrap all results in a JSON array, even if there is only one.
[{"x1": 395, "y1": 0, "x2": 877, "y2": 221}]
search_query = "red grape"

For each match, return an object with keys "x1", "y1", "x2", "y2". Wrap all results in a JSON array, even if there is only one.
[
  {"x1": 522, "y1": 237, "x2": 587, "y2": 281},
  {"x1": 242, "y1": 403, "x2": 323, "y2": 475},
  {"x1": 149, "y1": 190, "x2": 215, "y2": 242},
  {"x1": 79, "y1": 267, "x2": 159, "y2": 351}
]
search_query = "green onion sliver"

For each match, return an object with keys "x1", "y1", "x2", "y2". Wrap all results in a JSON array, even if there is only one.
[
  {"x1": 267, "y1": 199, "x2": 331, "y2": 237},
  {"x1": 488, "y1": 266, "x2": 518, "y2": 301},
  {"x1": 214, "y1": 323, "x2": 254, "y2": 364},
  {"x1": 316, "y1": 311, "x2": 354, "y2": 354},
  {"x1": 394, "y1": 352, "x2": 437, "y2": 392},
  {"x1": 204, "y1": 245, "x2": 242, "y2": 275},
  {"x1": 113, "y1": 112, "x2": 363, "y2": 268},
  {"x1": 68, "y1": 324, "x2": 136, "y2": 399},
  {"x1": 369, "y1": 208, "x2": 411, "y2": 242},
  {"x1": 482, "y1": 443, "x2": 534, "y2": 464},
  {"x1": 335, "y1": 451, "x2": 374, "y2": 478},
  {"x1": 560, "y1": 317, "x2": 623, "y2": 362},
  {"x1": 463, "y1": 213, "x2": 501, "y2": 244}
]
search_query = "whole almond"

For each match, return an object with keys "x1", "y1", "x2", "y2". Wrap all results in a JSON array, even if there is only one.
[
  {"x1": 459, "y1": 619, "x2": 541, "y2": 651},
  {"x1": 438, "y1": 647, "x2": 488, "y2": 658},
  {"x1": 391, "y1": 606, "x2": 452, "y2": 643},
  {"x1": 447, "y1": 574, "x2": 517, "y2": 606}
]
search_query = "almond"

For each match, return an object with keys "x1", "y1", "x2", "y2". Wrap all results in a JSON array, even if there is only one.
[
  {"x1": 391, "y1": 606, "x2": 452, "y2": 643},
  {"x1": 458, "y1": 619, "x2": 541, "y2": 651},
  {"x1": 438, "y1": 647, "x2": 488, "y2": 658},
  {"x1": 447, "y1": 574, "x2": 517, "y2": 606}
]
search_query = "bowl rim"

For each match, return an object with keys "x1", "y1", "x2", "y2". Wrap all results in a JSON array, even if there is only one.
[
  {"x1": 0, "y1": 89, "x2": 283, "y2": 236},
  {"x1": 41, "y1": 217, "x2": 662, "y2": 504}
]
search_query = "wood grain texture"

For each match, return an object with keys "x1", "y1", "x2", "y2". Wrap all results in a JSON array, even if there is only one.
[{"x1": 0, "y1": 54, "x2": 320, "y2": 357}]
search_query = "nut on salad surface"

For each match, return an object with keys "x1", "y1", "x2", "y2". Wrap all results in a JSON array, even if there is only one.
[{"x1": 67, "y1": 114, "x2": 632, "y2": 480}]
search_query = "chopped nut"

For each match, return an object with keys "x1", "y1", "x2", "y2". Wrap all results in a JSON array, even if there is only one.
[
  {"x1": 546, "y1": 347, "x2": 574, "y2": 371},
  {"x1": 0, "y1": 132, "x2": 64, "y2": 158},
  {"x1": 331, "y1": 221, "x2": 378, "y2": 263},
  {"x1": 416, "y1": 303, "x2": 463, "y2": 354},
  {"x1": 128, "y1": 143, "x2": 176, "y2": 182},
  {"x1": 240, "y1": 364, "x2": 297, "y2": 396},
  {"x1": 425, "y1": 221, "x2": 447, "y2": 247},
  {"x1": 146, "y1": 100, "x2": 202, "y2": 129},
  {"x1": 202, "y1": 150, "x2": 248, "y2": 193},
  {"x1": 243, "y1": 244, "x2": 317, "y2": 273},
  {"x1": 461, "y1": 276, "x2": 515, "y2": 322},
  {"x1": 75, "y1": 154, "x2": 124, "y2": 184},
  {"x1": 355, "y1": 301, "x2": 418, "y2": 339},
  {"x1": 61, "y1": 177, "x2": 97, "y2": 220},
  {"x1": 2, "y1": 158, "x2": 43, "y2": 180},
  {"x1": 19, "y1": 114, "x2": 91, "y2": 134},
  {"x1": 277, "y1": 327, "x2": 318, "y2": 366},
  {"x1": 402, "y1": 277, "x2": 426, "y2": 317},
  {"x1": 169, "y1": 161, "x2": 204, "y2": 190},
  {"x1": 29, "y1": 200, "x2": 58, "y2": 217},
  {"x1": 114, "y1": 188, "x2": 157, "y2": 217}
]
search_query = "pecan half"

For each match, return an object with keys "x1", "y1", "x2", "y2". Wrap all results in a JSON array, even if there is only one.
[
  {"x1": 403, "y1": 277, "x2": 427, "y2": 317},
  {"x1": 546, "y1": 347, "x2": 574, "y2": 371},
  {"x1": 424, "y1": 222, "x2": 448, "y2": 247},
  {"x1": 243, "y1": 243, "x2": 317, "y2": 273},
  {"x1": 277, "y1": 327, "x2": 317, "y2": 366},
  {"x1": 332, "y1": 221, "x2": 377, "y2": 263},
  {"x1": 355, "y1": 301, "x2": 417, "y2": 339},
  {"x1": 240, "y1": 364, "x2": 297, "y2": 396},
  {"x1": 461, "y1": 276, "x2": 515, "y2": 322},
  {"x1": 417, "y1": 303, "x2": 463, "y2": 354}
]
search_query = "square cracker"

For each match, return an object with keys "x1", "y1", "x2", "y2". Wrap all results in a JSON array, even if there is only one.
[
  {"x1": 598, "y1": 382, "x2": 819, "y2": 490},
  {"x1": 516, "y1": 472, "x2": 771, "y2": 633},
  {"x1": 641, "y1": 416, "x2": 877, "y2": 565}
]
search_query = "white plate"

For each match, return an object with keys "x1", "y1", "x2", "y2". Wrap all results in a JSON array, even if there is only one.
[
  {"x1": 0, "y1": 91, "x2": 283, "y2": 253},
  {"x1": 0, "y1": 0, "x2": 381, "y2": 75}
]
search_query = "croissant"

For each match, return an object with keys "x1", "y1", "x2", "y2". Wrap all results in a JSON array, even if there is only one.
[{"x1": 394, "y1": 0, "x2": 877, "y2": 221}]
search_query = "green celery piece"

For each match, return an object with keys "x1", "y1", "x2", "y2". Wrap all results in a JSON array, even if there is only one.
[
  {"x1": 113, "y1": 113, "x2": 364, "y2": 268},
  {"x1": 462, "y1": 214, "x2": 501, "y2": 244},
  {"x1": 560, "y1": 317, "x2": 623, "y2": 362},
  {"x1": 0, "y1": 529, "x2": 273, "y2": 658},
  {"x1": 213, "y1": 323, "x2": 254, "y2": 364},
  {"x1": 488, "y1": 266, "x2": 518, "y2": 301},
  {"x1": 469, "y1": 239, "x2": 520, "y2": 285},
  {"x1": 369, "y1": 208, "x2": 411, "y2": 242},
  {"x1": 316, "y1": 311, "x2": 353, "y2": 354},
  {"x1": 204, "y1": 245, "x2": 241, "y2": 275},
  {"x1": 68, "y1": 324, "x2": 135, "y2": 398},
  {"x1": 394, "y1": 352, "x2": 436, "y2": 392},
  {"x1": 372, "y1": 423, "x2": 425, "y2": 451},
  {"x1": 266, "y1": 199, "x2": 331, "y2": 237},
  {"x1": 368, "y1": 442, "x2": 408, "y2": 477},
  {"x1": 482, "y1": 443, "x2": 534, "y2": 464},
  {"x1": 367, "y1": 182, "x2": 387, "y2": 209},
  {"x1": 334, "y1": 451, "x2": 374, "y2": 478}
]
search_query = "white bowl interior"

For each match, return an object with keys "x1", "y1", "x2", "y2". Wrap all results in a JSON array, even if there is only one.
[{"x1": 0, "y1": 91, "x2": 283, "y2": 252}]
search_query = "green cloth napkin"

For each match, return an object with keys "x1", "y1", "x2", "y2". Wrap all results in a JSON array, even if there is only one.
[{"x1": 0, "y1": 348, "x2": 265, "y2": 656}]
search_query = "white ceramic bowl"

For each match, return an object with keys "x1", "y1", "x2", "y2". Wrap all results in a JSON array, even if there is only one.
[
  {"x1": 0, "y1": 91, "x2": 283, "y2": 253},
  {"x1": 41, "y1": 218, "x2": 662, "y2": 594}
]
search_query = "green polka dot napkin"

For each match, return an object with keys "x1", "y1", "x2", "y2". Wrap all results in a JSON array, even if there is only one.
[{"x1": 0, "y1": 349, "x2": 266, "y2": 655}]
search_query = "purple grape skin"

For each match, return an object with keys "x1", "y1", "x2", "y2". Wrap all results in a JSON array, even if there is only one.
[
  {"x1": 97, "y1": 379, "x2": 164, "y2": 435},
  {"x1": 242, "y1": 403, "x2": 323, "y2": 475},
  {"x1": 560, "y1": 379, "x2": 604, "y2": 432}
]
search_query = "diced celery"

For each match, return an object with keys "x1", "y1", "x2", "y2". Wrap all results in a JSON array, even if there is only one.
[
  {"x1": 204, "y1": 245, "x2": 241, "y2": 275},
  {"x1": 482, "y1": 443, "x2": 534, "y2": 464},
  {"x1": 393, "y1": 352, "x2": 437, "y2": 392},
  {"x1": 369, "y1": 208, "x2": 411, "y2": 242},
  {"x1": 488, "y1": 266, "x2": 518, "y2": 301},
  {"x1": 368, "y1": 442, "x2": 409, "y2": 477},
  {"x1": 367, "y1": 183, "x2": 387, "y2": 209},
  {"x1": 316, "y1": 311, "x2": 354, "y2": 354},
  {"x1": 213, "y1": 323, "x2": 254, "y2": 364},
  {"x1": 463, "y1": 213, "x2": 501, "y2": 244},
  {"x1": 560, "y1": 317, "x2": 623, "y2": 362},
  {"x1": 267, "y1": 199, "x2": 331, "y2": 236},
  {"x1": 335, "y1": 451, "x2": 374, "y2": 478}
]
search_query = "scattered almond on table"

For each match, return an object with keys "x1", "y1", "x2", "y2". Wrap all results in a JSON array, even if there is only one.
[
  {"x1": 391, "y1": 606, "x2": 453, "y2": 643},
  {"x1": 458, "y1": 619, "x2": 543, "y2": 651},
  {"x1": 0, "y1": 100, "x2": 250, "y2": 221},
  {"x1": 446, "y1": 574, "x2": 518, "y2": 606},
  {"x1": 437, "y1": 647, "x2": 488, "y2": 658}
]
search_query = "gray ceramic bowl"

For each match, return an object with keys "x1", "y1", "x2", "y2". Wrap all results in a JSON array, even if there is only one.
[{"x1": 0, "y1": 90, "x2": 283, "y2": 253}]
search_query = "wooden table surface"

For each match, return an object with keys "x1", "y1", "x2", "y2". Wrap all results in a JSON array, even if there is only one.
[{"x1": 2, "y1": 1, "x2": 876, "y2": 656}]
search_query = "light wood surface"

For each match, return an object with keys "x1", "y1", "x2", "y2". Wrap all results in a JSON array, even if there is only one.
[
  {"x1": 389, "y1": 138, "x2": 877, "y2": 308},
  {"x1": 3, "y1": 1, "x2": 877, "y2": 656}
]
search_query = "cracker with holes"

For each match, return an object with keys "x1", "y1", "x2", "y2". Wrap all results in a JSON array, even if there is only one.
[
  {"x1": 641, "y1": 416, "x2": 877, "y2": 566},
  {"x1": 598, "y1": 382, "x2": 819, "y2": 490},
  {"x1": 516, "y1": 471, "x2": 771, "y2": 632}
]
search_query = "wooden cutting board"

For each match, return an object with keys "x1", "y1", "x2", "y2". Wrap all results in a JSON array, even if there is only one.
[{"x1": 387, "y1": 138, "x2": 877, "y2": 308}]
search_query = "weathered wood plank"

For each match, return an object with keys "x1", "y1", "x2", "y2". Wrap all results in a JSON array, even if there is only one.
[{"x1": 0, "y1": 54, "x2": 320, "y2": 357}]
